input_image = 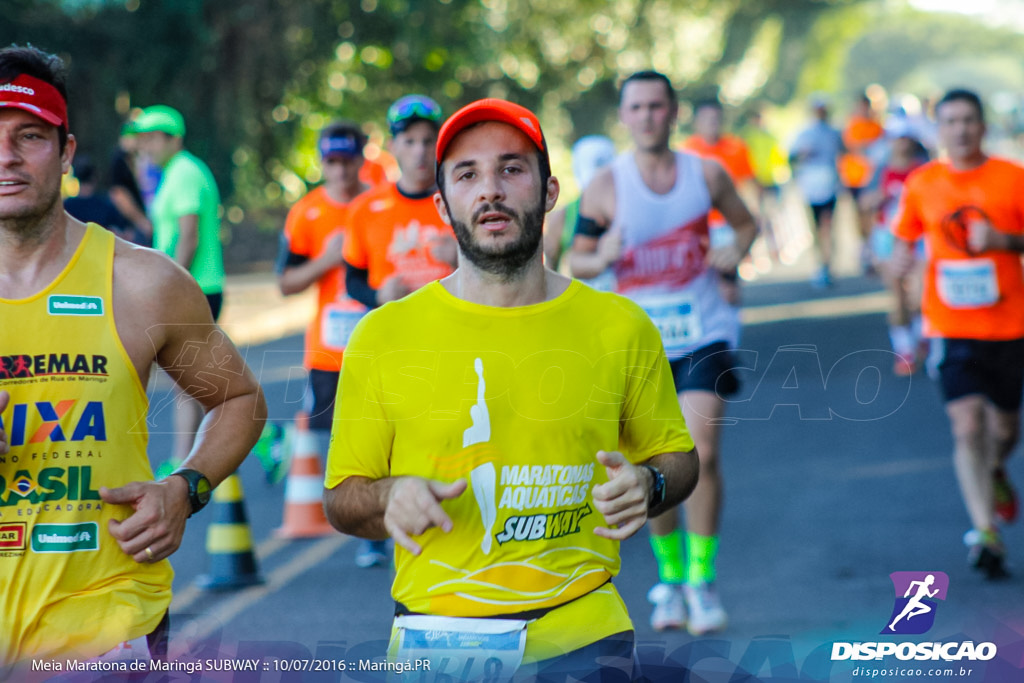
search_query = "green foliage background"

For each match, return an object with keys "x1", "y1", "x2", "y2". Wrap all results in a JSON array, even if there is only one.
[{"x1": 6, "y1": 0, "x2": 1023, "y2": 250}]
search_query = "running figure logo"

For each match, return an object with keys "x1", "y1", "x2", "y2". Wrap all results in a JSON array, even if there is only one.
[
  {"x1": 464, "y1": 358, "x2": 497, "y2": 555},
  {"x1": 882, "y1": 571, "x2": 949, "y2": 635}
]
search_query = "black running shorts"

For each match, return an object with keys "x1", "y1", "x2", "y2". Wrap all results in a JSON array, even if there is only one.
[
  {"x1": 933, "y1": 337, "x2": 1024, "y2": 411},
  {"x1": 669, "y1": 340, "x2": 741, "y2": 397}
]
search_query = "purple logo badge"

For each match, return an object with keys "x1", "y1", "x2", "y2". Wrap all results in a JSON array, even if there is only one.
[{"x1": 881, "y1": 571, "x2": 949, "y2": 635}]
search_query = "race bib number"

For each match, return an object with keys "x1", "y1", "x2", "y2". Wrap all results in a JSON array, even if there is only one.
[
  {"x1": 636, "y1": 293, "x2": 703, "y2": 354},
  {"x1": 394, "y1": 615, "x2": 526, "y2": 682},
  {"x1": 936, "y1": 259, "x2": 999, "y2": 309},
  {"x1": 320, "y1": 302, "x2": 365, "y2": 350}
]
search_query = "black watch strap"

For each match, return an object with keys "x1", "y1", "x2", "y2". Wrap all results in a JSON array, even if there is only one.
[
  {"x1": 641, "y1": 464, "x2": 666, "y2": 512},
  {"x1": 170, "y1": 468, "x2": 212, "y2": 517}
]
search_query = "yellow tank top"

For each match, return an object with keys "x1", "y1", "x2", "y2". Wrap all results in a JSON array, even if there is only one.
[{"x1": 0, "y1": 224, "x2": 173, "y2": 665}]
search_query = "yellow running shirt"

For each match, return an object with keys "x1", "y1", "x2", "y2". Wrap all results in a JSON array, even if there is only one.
[
  {"x1": 326, "y1": 279, "x2": 692, "y2": 658},
  {"x1": 0, "y1": 224, "x2": 172, "y2": 665}
]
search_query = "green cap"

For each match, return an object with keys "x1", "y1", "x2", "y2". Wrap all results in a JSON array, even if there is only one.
[{"x1": 132, "y1": 105, "x2": 186, "y2": 137}]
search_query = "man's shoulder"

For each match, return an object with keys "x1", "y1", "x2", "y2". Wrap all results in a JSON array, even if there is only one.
[
  {"x1": 572, "y1": 284, "x2": 661, "y2": 341},
  {"x1": 112, "y1": 239, "x2": 196, "y2": 302},
  {"x1": 287, "y1": 186, "x2": 328, "y2": 219},
  {"x1": 162, "y1": 151, "x2": 213, "y2": 188},
  {"x1": 348, "y1": 285, "x2": 440, "y2": 348},
  {"x1": 903, "y1": 159, "x2": 945, "y2": 188},
  {"x1": 985, "y1": 156, "x2": 1024, "y2": 179},
  {"x1": 348, "y1": 182, "x2": 395, "y2": 214}
]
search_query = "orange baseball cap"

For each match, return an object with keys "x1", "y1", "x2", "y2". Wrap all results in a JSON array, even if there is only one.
[{"x1": 436, "y1": 98, "x2": 547, "y2": 164}]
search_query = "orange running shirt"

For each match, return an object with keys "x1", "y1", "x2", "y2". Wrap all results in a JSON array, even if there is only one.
[
  {"x1": 682, "y1": 134, "x2": 754, "y2": 184},
  {"x1": 679, "y1": 135, "x2": 753, "y2": 228},
  {"x1": 892, "y1": 157, "x2": 1024, "y2": 340},
  {"x1": 283, "y1": 186, "x2": 364, "y2": 371},
  {"x1": 359, "y1": 158, "x2": 390, "y2": 188},
  {"x1": 343, "y1": 182, "x2": 455, "y2": 290},
  {"x1": 681, "y1": 134, "x2": 754, "y2": 228},
  {"x1": 840, "y1": 115, "x2": 885, "y2": 188}
]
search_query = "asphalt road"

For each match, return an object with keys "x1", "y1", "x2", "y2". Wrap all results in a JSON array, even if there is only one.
[{"x1": 140, "y1": 273, "x2": 1024, "y2": 683}]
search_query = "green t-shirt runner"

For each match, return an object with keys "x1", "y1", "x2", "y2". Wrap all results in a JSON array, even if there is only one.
[{"x1": 151, "y1": 150, "x2": 225, "y2": 294}]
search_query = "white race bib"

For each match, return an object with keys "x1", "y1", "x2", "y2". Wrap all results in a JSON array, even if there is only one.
[
  {"x1": 936, "y1": 259, "x2": 999, "y2": 309},
  {"x1": 636, "y1": 292, "x2": 703, "y2": 355},
  {"x1": 394, "y1": 615, "x2": 527, "y2": 682},
  {"x1": 320, "y1": 302, "x2": 365, "y2": 350}
]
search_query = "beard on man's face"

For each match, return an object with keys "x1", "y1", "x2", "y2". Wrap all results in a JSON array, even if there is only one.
[{"x1": 449, "y1": 197, "x2": 545, "y2": 281}]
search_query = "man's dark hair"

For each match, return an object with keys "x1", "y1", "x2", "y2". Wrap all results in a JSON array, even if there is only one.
[
  {"x1": 320, "y1": 120, "x2": 367, "y2": 149},
  {"x1": 435, "y1": 122, "x2": 551, "y2": 205},
  {"x1": 693, "y1": 98, "x2": 723, "y2": 115},
  {"x1": 619, "y1": 70, "x2": 676, "y2": 105},
  {"x1": 0, "y1": 44, "x2": 69, "y2": 151},
  {"x1": 936, "y1": 88, "x2": 985, "y2": 123}
]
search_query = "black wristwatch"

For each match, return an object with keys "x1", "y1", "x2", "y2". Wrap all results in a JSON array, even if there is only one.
[
  {"x1": 170, "y1": 468, "x2": 212, "y2": 517},
  {"x1": 641, "y1": 464, "x2": 666, "y2": 512}
]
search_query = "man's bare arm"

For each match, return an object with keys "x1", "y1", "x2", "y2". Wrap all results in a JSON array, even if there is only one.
[
  {"x1": 174, "y1": 214, "x2": 200, "y2": 270},
  {"x1": 325, "y1": 475, "x2": 467, "y2": 556},
  {"x1": 103, "y1": 248, "x2": 266, "y2": 563},
  {"x1": 278, "y1": 231, "x2": 345, "y2": 296},
  {"x1": 569, "y1": 169, "x2": 620, "y2": 279},
  {"x1": 704, "y1": 160, "x2": 758, "y2": 272}
]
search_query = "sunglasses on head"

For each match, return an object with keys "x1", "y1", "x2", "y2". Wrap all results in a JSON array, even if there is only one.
[{"x1": 387, "y1": 96, "x2": 442, "y2": 130}]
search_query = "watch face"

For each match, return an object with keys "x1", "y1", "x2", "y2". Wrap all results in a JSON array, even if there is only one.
[{"x1": 195, "y1": 476, "x2": 212, "y2": 505}]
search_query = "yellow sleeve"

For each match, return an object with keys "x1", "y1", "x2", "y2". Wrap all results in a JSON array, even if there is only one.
[
  {"x1": 618, "y1": 312, "x2": 694, "y2": 463},
  {"x1": 324, "y1": 318, "x2": 394, "y2": 488}
]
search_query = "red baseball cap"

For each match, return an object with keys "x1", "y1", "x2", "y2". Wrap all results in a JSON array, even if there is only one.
[
  {"x1": 436, "y1": 98, "x2": 546, "y2": 164},
  {"x1": 0, "y1": 74, "x2": 68, "y2": 128}
]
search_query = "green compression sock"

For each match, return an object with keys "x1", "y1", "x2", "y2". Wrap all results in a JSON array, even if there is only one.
[
  {"x1": 686, "y1": 533, "x2": 719, "y2": 584},
  {"x1": 650, "y1": 530, "x2": 685, "y2": 584}
]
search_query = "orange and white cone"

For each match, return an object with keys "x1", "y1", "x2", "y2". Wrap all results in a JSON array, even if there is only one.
[{"x1": 274, "y1": 411, "x2": 335, "y2": 538}]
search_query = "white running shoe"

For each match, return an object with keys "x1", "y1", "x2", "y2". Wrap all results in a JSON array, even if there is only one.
[
  {"x1": 647, "y1": 583, "x2": 686, "y2": 631},
  {"x1": 684, "y1": 582, "x2": 728, "y2": 635}
]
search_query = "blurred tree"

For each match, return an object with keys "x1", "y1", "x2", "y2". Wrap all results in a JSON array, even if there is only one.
[{"x1": 4, "y1": 0, "x2": 862, "y2": 239}]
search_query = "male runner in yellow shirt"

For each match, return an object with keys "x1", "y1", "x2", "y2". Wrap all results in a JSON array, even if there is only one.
[
  {"x1": 0, "y1": 44, "x2": 266, "y2": 672},
  {"x1": 324, "y1": 98, "x2": 699, "y2": 679}
]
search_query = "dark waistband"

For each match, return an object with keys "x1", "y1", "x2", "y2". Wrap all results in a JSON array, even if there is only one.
[{"x1": 394, "y1": 578, "x2": 611, "y2": 621}]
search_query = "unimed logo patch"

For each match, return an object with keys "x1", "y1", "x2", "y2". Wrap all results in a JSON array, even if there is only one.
[
  {"x1": 47, "y1": 295, "x2": 103, "y2": 316},
  {"x1": 0, "y1": 522, "x2": 27, "y2": 550},
  {"x1": 882, "y1": 571, "x2": 949, "y2": 635},
  {"x1": 31, "y1": 522, "x2": 99, "y2": 553}
]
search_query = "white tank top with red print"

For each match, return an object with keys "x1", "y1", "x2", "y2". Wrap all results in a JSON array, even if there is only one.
[{"x1": 610, "y1": 150, "x2": 739, "y2": 357}]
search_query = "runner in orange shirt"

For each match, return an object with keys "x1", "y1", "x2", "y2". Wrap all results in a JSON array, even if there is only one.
[
  {"x1": 342, "y1": 94, "x2": 458, "y2": 568},
  {"x1": 842, "y1": 92, "x2": 886, "y2": 270},
  {"x1": 891, "y1": 89, "x2": 1024, "y2": 579},
  {"x1": 343, "y1": 95, "x2": 457, "y2": 307},
  {"x1": 277, "y1": 121, "x2": 370, "y2": 447},
  {"x1": 682, "y1": 99, "x2": 758, "y2": 304}
]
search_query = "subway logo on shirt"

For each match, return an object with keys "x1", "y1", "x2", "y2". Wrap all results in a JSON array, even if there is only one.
[{"x1": 490, "y1": 464, "x2": 596, "y2": 546}]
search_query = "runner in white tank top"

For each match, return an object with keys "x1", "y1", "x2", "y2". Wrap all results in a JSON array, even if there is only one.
[{"x1": 569, "y1": 71, "x2": 757, "y2": 637}]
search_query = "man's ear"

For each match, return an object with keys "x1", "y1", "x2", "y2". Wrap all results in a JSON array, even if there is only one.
[
  {"x1": 61, "y1": 133, "x2": 77, "y2": 175},
  {"x1": 544, "y1": 175, "x2": 560, "y2": 213},
  {"x1": 433, "y1": 190, "x2": 452, "y2": 226}
]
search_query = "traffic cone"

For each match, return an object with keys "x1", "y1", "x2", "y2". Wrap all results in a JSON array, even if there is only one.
[
  {"x1": 274, "y1": 411, "x2": 335, "y2": 538},
  {"x1": 195, "y1": 474, "x2": 263, "y2": 590}
]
